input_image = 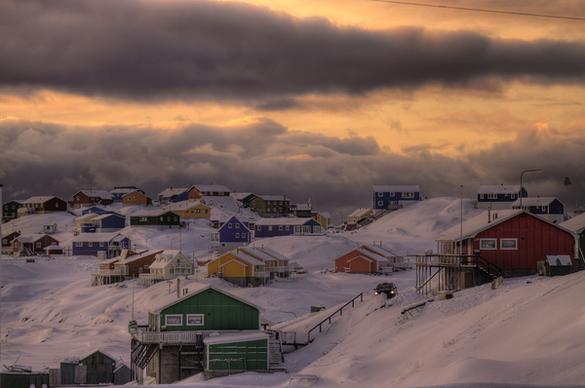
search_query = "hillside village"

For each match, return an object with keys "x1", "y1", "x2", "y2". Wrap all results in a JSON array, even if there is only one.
[{"x1": 1, "y1": 183, "x2": 585, "y2": 387}]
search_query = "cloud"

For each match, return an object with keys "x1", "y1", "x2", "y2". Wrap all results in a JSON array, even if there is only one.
[
  {"x1": 0, "y1": 0, "x2": 584, "y2": 103},
  {"x1": 1, "y1": 119, "x2": 583, "y2": 215}
]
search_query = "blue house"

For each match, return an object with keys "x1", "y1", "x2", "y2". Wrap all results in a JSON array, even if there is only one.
[
  {"x1": 91, "y1": 213, "x2": 127, "y2": 232},
  {"x1": 211, "y1": 216, "x2": 252, "y2": 251},
  {"x1": 477, "y1": 185, "x2": 527, "y2": 210},
  {"x1": 372, "y1": 185, "x2": 421, "y2": 210},
  {"x1": 71, "y1": 233, "x2": 130, "y2": 258},
  {"x1": 254, "y1": 217, "x2": 322, "y2": 238},
  {"x1": 512, "y1": 197, "x2": 565, "y2": 223},
  {"x1": 81, "y1": 206, "x2": 111, "y2": 216},
  {"x1": 157, "y1": 186, "x2": 198, "y2": 204}
]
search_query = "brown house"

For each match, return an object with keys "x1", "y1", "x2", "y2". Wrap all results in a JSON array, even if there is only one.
[
  {"x1": 2, "y1": 231, "x2": 21, "y2": 254},
  {"x1": 114, "y1": 249, "x2": 164, "y2": 277},
  {"x1": 20, "y1": 196, "x2": 67, "y2": 214},
  {"x1": 334, "y1": 245, "x2": 397, "y2": 274},
  {"x1": 70, "y1": 190, "x2": 114, "y2": 208},
  {"x1": 13, "y1": 234, "x2": 59, "y2": 256},
  {"x1": 122, "y1": 190, "x2": 151, "y2": 206}
]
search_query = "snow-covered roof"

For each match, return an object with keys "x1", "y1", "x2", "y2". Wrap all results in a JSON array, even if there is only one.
[
  {"x1": 372, "y1": 185, "x2": 420, "y2": 193},
  {"x1": 76, "y1": 213, "x2": 99, "y2": 222},
  {"x1": 152, "y1": 285, "x2": 260, "y2": 313},
  {"x1": 560, "y1": 213, "x2": 585, "y2": 233},
  {"x1": 257, "y1": 194, "x2": 288, "y2": 201},
  {"x1": 255, "y1": 217, "x2": 311, "y2": 226},
  {"x1": 149, "y1": 250, "x2": 188, "y2": 269},
  {"x1": 91, "y1": 213, "x2": 125, "y2": 221},
  {"x1": 361, "y1": 244, "x2": 398, "y2": 258},
  {"x1": 438, "y1": 210, "x2": 523, "y2": 241},
  {"x1": 71, "y1": 232, "x2": 125, "y2": 242},
  {"x1": 246, "y1": 246, "x2": 289, "y2": 262},
  {"x1": 110, "y1": 187, "x2": 141, "y2": 195},
  {"x1": 79, "y1": 190, "x2": 112, "y2": 199},
  {"x1": 158, "y1": 187, "x2": 189, "y2": 197},
  {"x1": 118, "y1": 249, "x2": 164, "y2": 264},
  {"x1": 233, "y1": 250, "x2": 269, "y2": 266},
  {"x1": 237, "y1": 246, "x2": 282, "y2": 263},
  {"x1": 231, "y1": 192, "x2": 253, "y2": 201},
  {"x1": 354, "y1": 247, "x2": 387, "y2": 262},
  {"x1": 194, "y1": 184, "x2": 231, "y2": 193},
  {"x1": 293, "y1": 203, "x2": 312, "y2": 211},
  {"x1": 348, "y1": 208, "x2": 372, "y2": 218},
  {"x1": 164, "y1": 200, "x2": 206, "y2": 211},
  {"x1": 15, "y1": 234, "x2": 54, "y2": 243},
  {"x1": 21, "y1": 196, "x2": 60, "y2": 204},
  {"x1": 203, "y1": 331, "x2": 268, "y2": 345},
  {"x1": 546, "y1": 255, "x2": 572, "y2": 266},
  {"x1": 130, "y1": 209, "x2": 178, "y2": 217},
  {"x1": 478, "y1": 185, "x2": 522, "y2": 194},
  {"x1": 512, "y1": 197, "x2": 560, "y2": 207}
]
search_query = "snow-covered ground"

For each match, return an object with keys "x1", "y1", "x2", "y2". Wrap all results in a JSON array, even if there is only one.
[{"x1": 3, "y1": 197, "x2": 583, "y2": 387}]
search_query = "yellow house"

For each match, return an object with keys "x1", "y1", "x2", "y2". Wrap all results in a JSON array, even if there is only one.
[
  {"x1": 314, "y1": 212, "x2": 331, "y2": 229},
  {"x1": 207, "y1": 250, "x2": 268, "y2": 287},
  {"x1": 165, "y1": 200, "x2": 211, "y2": 219},
  {"x1": 122, "y1": 190, "x2": 151, "y2": 206}
]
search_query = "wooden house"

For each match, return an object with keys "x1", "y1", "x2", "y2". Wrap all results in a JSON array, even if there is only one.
[
  {"x1": 81, "y1": 206, "x2": 110, "y2": 216},
  {"x1": 210, "y1": 216, "x2": 252, "y2": 251},
  {"x1": 372, "y1": 185, "x2": 421, "y2": 210},
  {"x1": 130, "y1": 286, "x2": 268, "y2": 384},
  {"x1": 2, "y1": 231, "x2": 21, "y2": 254},
  {"x1": 19, "y1": 196, "x2": 67, "y2": 214},
  {"x1": 476, "y1": 185, "x2": 527, "y2": 210},
  {"x1": 207, "y1": 250, "x2": 269, "y2": 286},
  {"x1": 165, "y1": 200, "x2": 210, "y2": 219},
  {"x1": 346, "y1": 208, "x2": 373, "y2": 230},
  {"x1": 122, "y1": 190, "x2": 152, "y2": 206},
  {"x1": 13, "y1": 234, "x2": 59, "y2": 256},
  {"x1": 77, "y1": 212, "x2": 126, "y2": 233},
  {"x1": 113, "y1": 249, "x2": 164, "y2": 278},
  {"x1": 2, "y1": 200, "x2": 22, "y2": 221},
  {"x1": 79, "y1": 350, "x2": 118, "y2": 385},
  {"x1": 193, "y1": 184, "x2": 231, "y2": 197},
  {"x1": 254, "y1": 217, "x2": 321, "y2": 238},
  {"x1": 110, "y1": 186, "x2": 145, "y2": 202},
  {"x1": 139, "y1": 250, "x2": 193, "y2": 286},
  {"x1": 70, "y1": 190, "x2": 114, "y2": 208},
  {"x1": 437, "y1": 210, "x2": 575, "y2": 277},
  {"x1": 71, "y1": 233, "x2": 130, "y2": 258},
  {"x1": 91, "y1": 249, "x2": 135, "y2": 285},
  {"x1": 512, "y1": 197, "x2": 565, "y2": 223},
  {"x1": 244, "y1": 194, "x2": 290, "y2": 218},
  {"x1": 560, "y1": 213, "x2": 585, "y2": 263},
  {"x1": 314, "y1": 211, "x2": 331, "y2": 229},
  {"x1": 290, "y1": 202, "x2": 313, "y2": 218},
  {"x1": 158, "y1": 186, "x2": 199, "y2": 204},
  {"x1": 334, "y1": 244, "x2": 399, "y2": 274},
  {"x1": 238, "y1": 246, "x2": 290, "y2": 278},
  {"x1": 130, "y1": 210, "x2": 181, "y2": 228}
]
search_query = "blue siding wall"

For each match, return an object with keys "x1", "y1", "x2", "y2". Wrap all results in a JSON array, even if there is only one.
[
  {"x1": 219, "y1": 217, "x2": 251, "y2": 243},
  {"x1": 82, "y1": 207, "x2": 109, "y2": 215},
  {"x1": 97, "y1": 215, "x2": 126, "y2": 230},
  {"x1": 72, "y1": 237, "x2": 130, "y2": 256},
  {"x1": 255, "y1": 219, "x2": 321, "y2": 238},
  {"x1": 373, "y1": 191, "x2": 421, "y2": 210}
]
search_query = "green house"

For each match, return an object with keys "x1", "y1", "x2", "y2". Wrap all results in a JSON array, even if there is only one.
[
  {"x1": 149, "y1": 286, "x2": 260, "y2": 331},
  {"x1": 130, "y1": 210, "x2": 181, "y2": 227},
  {"x1": 560, "y1": 213, "x2": 585, "y2": 263},
  {"x1": 204, "y1": 332, "x2": 269, "y2": 376}
]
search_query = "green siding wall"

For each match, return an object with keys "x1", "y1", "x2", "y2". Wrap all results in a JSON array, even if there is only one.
[
  {"x1": 160, "y1": 288, "x2": 259, "y2": 331},
  {"x1": 206, "y1": 339, "x2": 268, "y2": 372}
]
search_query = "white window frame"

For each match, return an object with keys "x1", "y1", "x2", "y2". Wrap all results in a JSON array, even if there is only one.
[
  {"x1": 403, "y1": 192, "x2": 415, "y2": 199},
  {"x1": 479, "y1": 238, "x2": 497, "y2": 250},
  {"x1": 165, "y1": 314, "x2": 183, "y2": 326},
  {"x1": 235, "y1": 223, "x2": 240, "y2": 229},
  {"x1": 377, "y1": 192, "x2": 383, "y2": 198},
  {"x1": 500, "y1": 238, "x2": 518, "y2": 250},
  {"x1": 186, "y1": 314, "x2": 205, "y2": 326},
  {"x1": 75, "y1": 241, "x2": 83, "y2": 247},
  {"x1": 88, "y1": 242, "x2": 93, "y2": 247},
  {"x1": 377, "y1": 200, "x2": 384, "y2": 206},
  {"x1": 235, "y1": 232, "x2": 240, "y2": 238}
]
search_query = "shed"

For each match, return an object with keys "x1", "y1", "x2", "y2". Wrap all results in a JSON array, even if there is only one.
[
  {"x1": 538, "y1": 255, "x2": 573, "y2": 276},
  {"x1": 79, "y1": 349, "x2": 117, "y2": 385}
]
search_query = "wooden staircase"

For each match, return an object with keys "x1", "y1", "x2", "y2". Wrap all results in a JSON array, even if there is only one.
[{"x1": 267, "y1": 332, "x2": 286, "y2": 371}]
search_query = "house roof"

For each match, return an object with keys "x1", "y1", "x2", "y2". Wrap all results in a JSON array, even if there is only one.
[
  {"x1": 546, "y1": 255, "x2": 572, "y2": 266},
  {"x1": 15, "y1": 234, "x2": 55, "y2": 243},
  {"x1": 79, "y1": 190, "x2": 113, "y2": 199},
  {"x1": 203, "y1": 331, "x2": 268, "y2": 345},
  {"x1": 439, "y1": 210, "x2": 574, "y2": 241},
  {"x1": 194, "y1": 184, "x2": 231, "y2": 193},
  {"x1": 218, "y1": 216, "x2": 251, "y2": 232},
  {"x1": 244, "y1": 246, "x2": 288, "y2": 262},
  {"x1": 111, "y1": 187, "x2": 141, "y2": 195},
  {"x1": 121, "y1": 190, "x2": 147, "y2": 198},
  {"x1": 22, "y1": 196, "x2": 60, "y2": 204},
  {"x1": 233, "y1": 251, "x2": 269, "y2": 266},
  {"x1": 71, "y1": 232, "x2": 126, "y2": 242},
  {"x1": 79, "y1": 349, "x2": 118, "y2": 364},
  {"x1": 372, "y1": 185, "x2": 420, "y2": 192},
  {"x1": 231, "y1": 192, "x2": 254, "y2": 201},
  {"x1": 257, "y1": 194, "x2": 288, "y2": 201},
  {"x1": 237, "y1": 246, "x2": 280, "y2": 263},
  {"x1": 158, "y1": 187, "x2": 189, "y2": 197},
  {"x1": 255, "y1": 217, "x2": 314, "y2": 226},
  {"x1": 348, "y1": 208, "x2": 372, "y2": 218},
  {"x1": 354, "y1": 247, "x2": 387, "y2": 262},
  {"x1": 293, "y1": 203, "x2": 312, "y2": 211},
  {"x1": 152, "y1": 285, "x2": 260, "y2": 313},
  {"x1": 477, "y1": 185, "x2": 522, "y2": 194},
  {"x1": 118, "y1": 249, "x2": 164, "y2": 264},
  {"x1": 130, "y1": 209, "x2": 178, "y2": 217},
  {"x1": 361, "y1": 244, "x2": 398, "y2": 258},
  {"x1": 512, "y1": 197, "x2": 561, "y2": 207},
  {"x1": 560, "y1": 213, "x2": 585, "y2": 233},
  {"x1": 164, "y1": 200, "x2": 207, "y2": 211},
  {"x1": 91, "y1": 213, "x2": 125, "y2": 221},
  {"x1": 148, "y1": 250, "x2": 188, "y2": 269}
]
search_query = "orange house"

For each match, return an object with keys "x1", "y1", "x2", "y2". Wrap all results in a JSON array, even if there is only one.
[
  {"x1": 335, "y1": 247, "x2": 387, "y2": 274},
  {"x1": 122, "y1": 190, "x2": 152, "y2": 206}
]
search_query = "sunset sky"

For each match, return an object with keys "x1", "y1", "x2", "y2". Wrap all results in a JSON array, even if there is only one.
[{"x1": 1, "y1": 0, "x2": 584, "y2": 214}]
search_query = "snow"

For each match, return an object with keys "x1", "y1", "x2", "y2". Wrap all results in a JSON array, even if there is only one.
[
  {"x1": 2, "y1": 197, "x2": 585, "y2": 387},
  {"x1": 478, "y1": 185, "x2": 522, "y2": 194},
  {"x1": 561, "y1": 212, "x2": 585, "y2": 233}
]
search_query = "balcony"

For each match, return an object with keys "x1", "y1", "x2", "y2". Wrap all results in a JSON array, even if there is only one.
[{"x1": 131, "y1": 327, "x2": 199, "y2": 344}]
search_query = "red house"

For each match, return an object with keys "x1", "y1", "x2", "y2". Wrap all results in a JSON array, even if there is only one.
[
  {"x1": 335, "y1": 245, "x2": 396, "y2": 274},
  {"x1": 437, "y1": 210, "x2": 576, "y2": 276},
  {"x1": 70, "y1": 190, "x2": 114, "y2": 208}
]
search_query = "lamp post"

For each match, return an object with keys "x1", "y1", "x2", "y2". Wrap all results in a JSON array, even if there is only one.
[{"x1": 519, "y1": 169, "x2": 542, "y2": 208}]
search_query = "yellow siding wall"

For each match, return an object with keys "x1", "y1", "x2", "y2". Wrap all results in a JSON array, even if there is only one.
[
  {"x1": 174, "y1": 204, "x2": 210, "y2": 219},
  {"x1": 123, "y1": 192, "x2": 149, "y2": 206},
  {"x1": 208, "y1": 253, "x2": 252, "y2": 278}
]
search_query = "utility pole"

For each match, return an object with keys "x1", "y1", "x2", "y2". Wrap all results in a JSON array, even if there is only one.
[{"x1": 459, "y1": 185, "x2": 463, "y2": 256}]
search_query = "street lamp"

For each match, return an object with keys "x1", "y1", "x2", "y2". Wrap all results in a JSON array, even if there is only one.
[{"x1": 519, "y1": 169, "x2": 543, "y2": 208}]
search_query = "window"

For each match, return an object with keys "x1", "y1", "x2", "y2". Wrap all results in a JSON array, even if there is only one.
[
  {"x1": 500, "y1": 238, "x2": 518, "y2": 250},
  {"x1": 256, "y1": 225, "x2": 261, "y2": 231},
  {"x1": 88, "y1": 242, "x2": 93, "y2": 247},
  {"x1": 278, "y1": 225, "x2": 283, "y2": 231},
  {"x1": 36, "y1": 242, "x2": 42, "y2": 248},
  {"x1": 235, "y1": 232, "x2": 240, "y2": 238},
  {"x1": 403, "y1": 192, "x2": 415, "y2": 199},
  {"x1": 377, "y1": 200, "x2": 384, "y2": 206},
  {"x1": 377, "y1": 192, "x2": 383, "y2": 198},
  {"x1": 479, "y1": 239, "x2": 497, "y2": 250},
  {"x1": 75, "y1": 242, "x2": 83, "y2": 247},
  {"x1": 186, "y1": 314, "x2": 204, "y2": 326},
  {"x1": 228, "y1": 223, "x2": 232, "y2": 229},
  {"x1": 140, "y1": 217, "x2": 147, "y2": 222},
  {"x1": 99, "y1": 242, "x2": 105, "y2": 247},
  {"x1": 235, "y1": 223, "x2": 240, "y2": 229},
  {"x1": 165, "y1": 314, "x2": 183, "y2": 326},
  {"x1": 285, "y1": 225, "x2": 290, "y2": 231},
  {"x1": 242, "y1": 232, "x2": 247, "y2": 238},
  {"x1": 487, "y1": 193, "x2": 498, "y2": 200},
  {"x1": 268, "y1": 226, "x2": 273, "y2": 231}
]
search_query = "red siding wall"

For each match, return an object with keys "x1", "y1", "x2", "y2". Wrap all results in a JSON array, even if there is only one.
[
  {"x1": 474, "y1": 213, "x2": 574, "y2": 275},
  {"x1": 335, "y1": 250, "x2": 378, "y2": 273}
]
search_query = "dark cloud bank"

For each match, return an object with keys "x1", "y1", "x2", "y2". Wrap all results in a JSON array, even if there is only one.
[
  {"x1": 1, "y1": 0, "x2": 585, "y2": 103},
  {"x1": 1, "y1": 120, "x2": 583, "y2": 215}
]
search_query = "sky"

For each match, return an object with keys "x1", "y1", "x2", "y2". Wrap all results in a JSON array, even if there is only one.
[{"x1": 1, "y1": 0, "x2": 584, "y2": 214}]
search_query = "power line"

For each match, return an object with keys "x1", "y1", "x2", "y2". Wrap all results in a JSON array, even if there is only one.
[{"x1": 370, "y1": 0, "x2": 585, "y2": 21}]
